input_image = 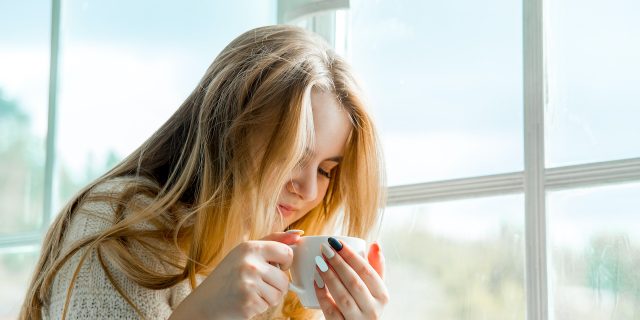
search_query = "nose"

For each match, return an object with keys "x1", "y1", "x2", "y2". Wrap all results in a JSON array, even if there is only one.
[{"x1": 287, "y1": 166, "x2": 318, "y2": 201}]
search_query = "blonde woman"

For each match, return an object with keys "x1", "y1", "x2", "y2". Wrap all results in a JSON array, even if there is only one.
[{"x1": 21, "y1": 25, "x2": 388, "y2": 320}]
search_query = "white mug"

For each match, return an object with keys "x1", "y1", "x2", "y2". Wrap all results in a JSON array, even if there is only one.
[{"x1": 288, "y1": 236, "x2": 367, "y2": 309}]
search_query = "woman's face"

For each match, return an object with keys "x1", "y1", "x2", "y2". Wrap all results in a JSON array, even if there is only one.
[{"x1": 276, "y1": 89, "x2": 351, "y2": 229}]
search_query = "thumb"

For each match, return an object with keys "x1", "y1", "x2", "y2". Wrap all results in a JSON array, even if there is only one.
[
  {"x1": 261, "y1": 229, "x2": 304, "y2": 245},
  {"x1": 368, "y1": 242, "x2": 385, "y2": 279}
]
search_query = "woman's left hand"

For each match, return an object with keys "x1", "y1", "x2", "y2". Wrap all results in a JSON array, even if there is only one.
[{"x1": 314, "y1": 239, "x2": 389, "y2": 320}]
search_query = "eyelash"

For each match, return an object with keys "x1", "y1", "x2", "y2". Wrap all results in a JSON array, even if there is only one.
[{"x1": 318, "y1": 168, "x2": 332, "y2": 179}]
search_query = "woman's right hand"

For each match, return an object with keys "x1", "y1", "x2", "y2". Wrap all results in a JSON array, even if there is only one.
[{"x1": 170, "y1": 231, "x2": 302, "y2": 320}]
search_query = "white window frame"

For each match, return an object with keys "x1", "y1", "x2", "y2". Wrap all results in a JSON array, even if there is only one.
[{"x1": 2, "y1": 1, "x2": 640, "y2": 319}]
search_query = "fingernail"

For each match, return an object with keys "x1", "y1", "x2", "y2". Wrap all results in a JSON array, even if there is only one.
[
  {"x1": 286, "y1": 229, "x2": 304, "y2": 235},
  {"x1": 321, "y1": 243, "x2": 335, "y2": 259},
  {"x1": 314, "y1": 271, "x2": 325, "y2": 288},
  {"x1": 315, "y1": 255, "x2": 328, "y2": 272},
  {"x1": 328, "y1": 237, "x2": 343, "y2": 251}
]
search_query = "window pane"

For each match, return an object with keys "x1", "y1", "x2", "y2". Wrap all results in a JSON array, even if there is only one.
[
  {"x1": 546, "y1": 0, "x2": 640, "y2": 167},
  {"x1": 348, "y1": 0, "x2": 523, "y2": 185},
  {"x1": 549, "y1": 182, "x2": 640, "y2": 319},
  {"x1": 381, "y1": 195, "x2": 525, "y2": 319},
  {"x1": 0, "y1": 249, "x2": 39, "y2": 319},
  {"x1": 0, "y1": 1, "x2": 50, "y2": 235},
  {"x1": 54, "y1": 0, "x2": 277, "y2": 213}
]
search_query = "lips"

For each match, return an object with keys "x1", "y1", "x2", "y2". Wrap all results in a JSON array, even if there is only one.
[{"x1": 277, "y1": 204, "x2": 297, "y2": 217}]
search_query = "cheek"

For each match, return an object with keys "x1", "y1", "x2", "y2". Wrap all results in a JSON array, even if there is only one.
[
  {"x1": 291, "y1": 180, "x2": 332, "y2": 224},
  {"x1": 300, "y1": 179, "x2": 330, "y2": 212},
  {"x1": 313, "y1": 179, "x2": 331, "y2": 204}
]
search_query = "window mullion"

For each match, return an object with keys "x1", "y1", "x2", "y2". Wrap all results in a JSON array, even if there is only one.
[
  {"x1": 43, "y1": 0, "x2": 62, "y2": 231},
  {"x1": 523, "y1": 0, "x2": 549, "y2": 318},
  {"x1": 0, "y1": 232, "x2": 41, "y2": 250},
  {"x1": 385, "y1": 157, "x2": 640, "y2": 207},
  {"x1": 277, "y1": 0, "x2": 349, "y2": 24}
]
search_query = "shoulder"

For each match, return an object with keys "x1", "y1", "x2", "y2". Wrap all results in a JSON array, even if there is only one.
[
  {"x1": 44, "y1": 176, "x2": 191, "y2": 319},
  {"x1": 62, "y1": 176, "x2": 157, "y2": 246}
]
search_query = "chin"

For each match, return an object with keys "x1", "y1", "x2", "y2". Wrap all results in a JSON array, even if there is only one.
[{"x1": 283, "y1": 215, "x2": 303, "y2": 230}]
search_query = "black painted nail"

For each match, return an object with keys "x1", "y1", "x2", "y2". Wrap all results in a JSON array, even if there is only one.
[{"x1": 328, "y1": 237, "x2": 343, "y2": 251}]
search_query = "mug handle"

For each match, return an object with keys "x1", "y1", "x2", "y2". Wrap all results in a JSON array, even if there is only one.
[{"x1": 286, "y1": 244, "x2": 305, "y2": 294}]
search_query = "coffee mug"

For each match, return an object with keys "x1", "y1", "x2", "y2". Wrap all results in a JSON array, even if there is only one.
[{"x1": 287, "y1": 236, "x2": 367, "y2": 309}]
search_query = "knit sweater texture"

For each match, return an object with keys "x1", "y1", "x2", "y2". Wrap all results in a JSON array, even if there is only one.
[{"x1": 43, "y1": 177, "x2": 281, "y2": 319}]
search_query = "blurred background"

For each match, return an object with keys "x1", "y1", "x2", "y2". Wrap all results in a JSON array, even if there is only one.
[{"x1": 1, "y1": 0, "x2": 639, "y2": 319}]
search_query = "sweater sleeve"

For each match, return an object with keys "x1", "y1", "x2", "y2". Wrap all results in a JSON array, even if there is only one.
[{"x1": 43, "y1": 178, "x2": 191, "y2": 320}]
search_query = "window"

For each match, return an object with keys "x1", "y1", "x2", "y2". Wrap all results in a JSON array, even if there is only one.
[
  {"x1": 381, "y1": 196, "x2": 525, "y2": 319},
  {"x1": 546, "y1": 0, "x2": 640, "y2": 168},
  {"x1": 0, "y1": 0, "x2": 277, "y2": 317},
  {"x1": 0, "y1": 2, "x2": 50, "y2": 316},
  {"x1": 283, "y1": 0, "x2": 640, "y2": 319},
  {"x1": 0, "y1": 248, "x2": 39, "y2": 317},
  {"x1": 54, "y1": 0, "x2": 278, "y2": 211},
  {"x1": 2, "y1": 1, "x2": 639, "y2": 319},
  {"x1": 549, "y1": 182, "x2": 640, "y2": 319},
  {"x1": 0, "y1": 1, "x2": 50, "y2": 237},
  {"x1": 348, "y1": 0, "x2": 523, "y2": 186}
]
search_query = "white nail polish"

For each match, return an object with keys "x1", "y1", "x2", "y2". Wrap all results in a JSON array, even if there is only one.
[
  {"x1": 286, "y1": 229, "x2": 304, "y2": 235},
  {"x1": 314, "y1": 271, "x2": 325, "y2": 288},
  {"x1": 315, "y1": 255, "x2": 328, "y2": 272},
  {"x1": 321, "y1": 243, "x2": 335, "y2": 259}
]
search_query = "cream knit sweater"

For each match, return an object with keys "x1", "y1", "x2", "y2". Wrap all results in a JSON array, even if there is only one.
[{"x1": 44, "y1": 177, "x2": 281, "y2": 319}]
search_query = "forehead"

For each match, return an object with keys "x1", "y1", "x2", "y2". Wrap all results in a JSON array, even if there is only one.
[{"x1": 309, "y1": 89, "x2": 352, "y2": 159}]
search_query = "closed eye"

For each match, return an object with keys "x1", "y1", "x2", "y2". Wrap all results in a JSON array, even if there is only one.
[{"x1": 318, "y1": 167, "x2": 332, "y2": 179}]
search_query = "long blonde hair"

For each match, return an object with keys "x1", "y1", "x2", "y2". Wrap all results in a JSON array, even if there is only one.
[{"x1": 20, "y1": 25, "x2": 385, "y2": 319}]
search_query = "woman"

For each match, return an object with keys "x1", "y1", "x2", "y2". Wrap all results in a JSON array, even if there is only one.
[{"x1": 21, "y1": 25, "x2": 388, "y2": 319}]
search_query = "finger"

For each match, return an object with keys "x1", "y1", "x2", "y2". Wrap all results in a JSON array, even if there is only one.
[
  {"x1": 315, "y1": 256, "x2": 361, "y2": 318},
  {"x1": 260, "y1": 230, "x2": 304, "y2": 245},
  {"x1": 253, "y1": 241, "x2": 294, "y2": 270},
  {"x1": 251, "y1": 291, "x2": 271, "y2": 315},
  {"x1": 258, "y1": 279, "x2": 285, "y2": 307},
  {"x1": 321, "y1": 243, "x2": 376, "y2": 313},
  {"x1": 314, "y1": 274, "x2": 345, "y2": 320},
  {"x1": 327, "y1": 238, "x2": 387, "y2": 301},
  {"x1": 260, "y1": 264, "x2": 290, "y2": 294},
  {"x1": 367, "y1": 242, "x2": 385, "y2": 279}
]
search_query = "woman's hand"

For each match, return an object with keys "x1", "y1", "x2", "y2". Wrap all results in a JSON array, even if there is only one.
[
  {"x1": 314, "y1": 239, "x2": 389, "y2": 320},
  {"x1": 170, "y1": 231, "x2": 302, "y2": 320}
]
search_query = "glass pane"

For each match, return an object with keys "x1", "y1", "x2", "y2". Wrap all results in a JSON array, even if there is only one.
[
  {"x1": 0, "y1": 249, "x2": 40, "y2": 319},
  {"x1": 546, "y1": 0, "x2": 640, "y2": 167},
  {"x1": 549, "y1": 182, "x2": 640, "y2": 320},
  {"x1": 0, "y1": 1, "x2": 50, "y2": 235},
  {"x1": 348, "y1": 0, "x2": 523, "y2": 185},
  {"x1": 54, "y1": 0, "x2": 277, "y2": 213},
  {"x1": 380, "y1": 195, "x2": 525, "y2": 319}
]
